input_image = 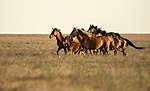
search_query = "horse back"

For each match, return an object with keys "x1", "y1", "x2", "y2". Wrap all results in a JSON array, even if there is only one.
[{"x1": 101, "y1": 36, "x2": 114, "y2": 42}]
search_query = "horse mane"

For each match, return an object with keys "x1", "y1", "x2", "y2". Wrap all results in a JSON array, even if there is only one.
[
  {"x1": 56, "y1": 29, "x2": 65, "y2": 39},
  {"x1": 80, "y1": 28, "x2": 93, "y2": 37},
  {"x1": 59, "y1": 31, "x2": 63, "y2": 37},
  {"x1": 94, "y1": 28, "x2": 102, "y2": 34},
  {"x1": 78, "y1": 29, "x2": 90, "y2": 38},
  {"x1": 101, "y1": 30, "x2": 108, "y2": 36}
]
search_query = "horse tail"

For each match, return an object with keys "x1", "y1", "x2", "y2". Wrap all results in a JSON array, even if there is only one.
[{"x1": 124, "y1": 38, "x2": 144, "y2": 49}]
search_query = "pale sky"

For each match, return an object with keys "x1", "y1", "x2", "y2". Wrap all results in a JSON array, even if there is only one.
[{"x1": 0, "y1": 0, "x2": 150, "y2": 34}]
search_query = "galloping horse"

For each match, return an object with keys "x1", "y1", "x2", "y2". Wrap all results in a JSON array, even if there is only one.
[
  {"x1": 88, "y1": 24, "x2": 144, "y2": 56},
  {"x1": 69, "y1": 27, "x2": 114, "y2": 55},
  {"x1": 63, "y1": 36, "x2": 81, "y2": 55},
  {"x1": 49, "y1": 28, "x2": 67, "y2": 57}
]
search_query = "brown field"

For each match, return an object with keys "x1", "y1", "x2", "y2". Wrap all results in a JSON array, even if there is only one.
[{"x1": 0, "y1": 34, "x2": 150, "y2": 91}]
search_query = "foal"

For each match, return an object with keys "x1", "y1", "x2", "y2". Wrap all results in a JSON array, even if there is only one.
[{"x1": 63, "y1": 36, "x2": 81, "y2": 55}]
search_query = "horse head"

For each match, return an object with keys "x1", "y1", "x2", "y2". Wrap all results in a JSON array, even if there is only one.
[
  {"x1": 49, "y1": 28, "x2": 60, "y2": 39},
  {"x1": 69, "y1": 27, "x2": 79, "y2": 39},
  {"x1": 87, "y1": 24, "x2": 98, "y2": 33}
]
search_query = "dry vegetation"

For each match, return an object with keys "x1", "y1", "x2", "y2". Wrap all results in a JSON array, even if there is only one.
[{"x1": 0, "y1": 34, "x2": 150, "y2": 91}]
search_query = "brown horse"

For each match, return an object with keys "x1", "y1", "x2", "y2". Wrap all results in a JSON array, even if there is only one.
[
  {"x1": 49, "y1": 28, "x2": 67, "y2": 57},
  {"x1": 63, "y1": 36, "x2": 81, "y2": 55},
  {"x1": 69, "y1": 27, "x2": 114, "y2": 55}
]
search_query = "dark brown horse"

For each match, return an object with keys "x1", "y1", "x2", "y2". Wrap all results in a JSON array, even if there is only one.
[
  {"x1": 49, "y1": 28, "x2": 67, "y2": 57},
  {"x1": 69, "y1": 27, "x2": 114, "y2": 55}
]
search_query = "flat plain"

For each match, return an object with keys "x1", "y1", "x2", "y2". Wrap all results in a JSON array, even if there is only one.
[{"x1": 0, "y1": 34, "x2": 150, "y2": 91}]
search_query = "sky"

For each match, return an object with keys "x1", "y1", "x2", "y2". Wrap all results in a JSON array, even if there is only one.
[{"x1": 0, "y1": 0, "x2": 150, "y2": 34}]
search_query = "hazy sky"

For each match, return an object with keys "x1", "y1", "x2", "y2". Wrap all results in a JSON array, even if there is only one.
[{"x1": 0, "y1": 0, "x2": 150, "y2": 34}]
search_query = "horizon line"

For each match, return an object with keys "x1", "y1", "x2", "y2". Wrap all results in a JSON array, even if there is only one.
[{"x1": 0, "y1": 33, "x2": 150, "y2": 35}]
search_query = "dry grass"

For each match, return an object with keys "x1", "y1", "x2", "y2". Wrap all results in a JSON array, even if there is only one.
[{"x1": 0, "y1": 34, "x2": 150, "y2": 91}]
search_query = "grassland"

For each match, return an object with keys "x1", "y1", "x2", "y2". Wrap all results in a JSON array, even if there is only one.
[{"x1": 0, "y1": 34, "x2": 150, "y2": 91}]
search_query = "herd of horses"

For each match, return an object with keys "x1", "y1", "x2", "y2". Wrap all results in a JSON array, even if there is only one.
[{"x1": 49, "y1": 24, "x2": 144, "y2": 57}]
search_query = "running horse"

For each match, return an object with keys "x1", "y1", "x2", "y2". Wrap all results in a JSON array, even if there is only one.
[
  {"x1": 49, "y1": 28, "x2": 67, "y2": 57},
  {"x1": 63, "y1": 36, "x2": 81, "y2": 55}
]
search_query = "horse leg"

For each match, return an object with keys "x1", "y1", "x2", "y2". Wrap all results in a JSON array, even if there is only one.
[
  {"x1": 105, "y1": 48, "x2": 109, "y2": 56},
  {"x1": 63, "y1": 48, "x2": 67, "y2": 55},
  {"x1": 76, "y1": 47, "x2": 81, "y2": 55},
  {"x1": 70, "y1": 47, "x2": 74, "y2": 55},
  {"x1": 122, "y1": 49, "x2": 126, "y2": 56},
  {"x1": 77, "y1": 48, "x2": 81, "y2": 55},
  {"x1": 118, "y1": 47, "x2": 126, "y2": 56},
  {"x1": 89, "y1": 49, "x2": 94, "y2": 55},
  {"x1": 57, "y1": 47, "x2": 62, "y2": 57},
  {"x1": 99, "y1": 47, "x2": 104, "y2": 55},
  {"x1": 118, "y1": 48, "x2": 126, "y2": 56},
  {"x1": 74, "y1": 50, "x2": 78, "y2": 55},
  {"x1": 105, "y1": 42, "x2": 110, "y2": 55},
  {"x1": 84, "y1": 49, "x2": 88, "y2": 54},
  {"x1": 102, "y1": 49, "x2": 106, "y2": 55},
  {"x1": 114, "y1": 50, "x2": 117, "y2": 55},
  {"x1": 74, "y1": 47, "x2": 79, "y2": 55},
  {"x1": 80, "y1": 48, "x2": 86, "y2": 55},
  {"x1": 95, "y1": 49, "x2": 99, "y2": 55},
  {"x1": 71, "y1": 48, "x2": 73, "y2": 55}
]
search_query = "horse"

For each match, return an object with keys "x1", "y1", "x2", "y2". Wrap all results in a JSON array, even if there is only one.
[
  {"x1": 69, "y1": 27, "x2": 114, "y2": 55},
  {"x1": 63, "y1": 36, "x2": 81, "y2": 55},
  {"x1": 49, "y1": 28, "x2": 68, "y2": 57},
  {"x1": 88, "y1": 25, "x2": 144, "y2": 56}
]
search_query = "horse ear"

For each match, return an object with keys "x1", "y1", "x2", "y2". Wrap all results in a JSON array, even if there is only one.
[
  {"x1": 52, "y1": 28, "x2": 54, "y2": 30},
  {"x1": 81, "y1": 28, "x2": 84, "y2": 31},
  {"x1": 73, "y1": 27, "x2": 77, "y2": 29}
]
